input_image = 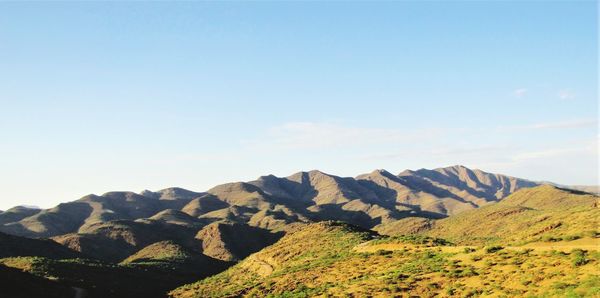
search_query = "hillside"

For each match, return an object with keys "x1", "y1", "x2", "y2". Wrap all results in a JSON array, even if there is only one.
[
  {"x1": 0, "y1": 206, "x2": 41, "y2": 225},
  {"x1": 195, "y1": 222, "x2": 284, "y2": 261},
  {"x1": 51, "y1": 218, "x2": 205, "y2": 262},
  {"x1": 170, "y1": 221, "x2": 600, "y2": 297},
  {"x1": 0, "y1": 231, "x2": 80, "y2": 259},
  {"x1": 421, "y1": 185, "x2": 600, "y2": 245},
  {"x1": 0, "y1": 264, "x2": 72, "y2": 298}
]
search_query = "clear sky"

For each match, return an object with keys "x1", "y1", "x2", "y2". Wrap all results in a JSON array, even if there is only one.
[{"x1": 0, "y1": 1, "x2": 597, "y2": 210}]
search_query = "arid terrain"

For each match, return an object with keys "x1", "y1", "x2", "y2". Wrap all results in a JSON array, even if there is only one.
[{"x1": 1, "y1": 166, "x2": 598, "y2": 297}]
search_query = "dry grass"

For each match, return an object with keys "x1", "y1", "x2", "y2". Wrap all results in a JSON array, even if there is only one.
[{"x1": 170, "y1": 221, "x2": 600, "y2": 298}]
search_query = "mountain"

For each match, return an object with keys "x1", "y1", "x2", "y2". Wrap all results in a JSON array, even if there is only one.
[
  {"x1": 0, "y1": 166, "x2": 537, "y2": 241},
  {"x1": 0, "y1": 188, "x2": 202, "y2": 238},
  {"x1": 170, "y1": 220, "x2": 600, "y2": 298},
  {"x1": 0, "y1": 206, "x2": 41, "y2": 225},
  {"x1": 1, "y1": 167, "x2": 596, "y2": 298}
]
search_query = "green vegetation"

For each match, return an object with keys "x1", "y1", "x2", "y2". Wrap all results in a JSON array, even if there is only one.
[
  {"x1": 170, "y1": 219, "x2": 600, "y2": 298},
  {"x1": 368, "y1": 234, "x2": 452, "y2": 246},
  {"x1": 0, "y1": 254, "x2": 229, "y2": 298},
  {"x1": 485, "y1": 246, "x2": 504, "y2": 253},
  {"x1": 424, "y1": 185, "x2": 600, "y2": 246},
  {"x1": 571, "y1": 249, "x2": 589, "y2": 267},
  {"x1": 0, "y1": 184, "x2": 597, "y2": 298}
]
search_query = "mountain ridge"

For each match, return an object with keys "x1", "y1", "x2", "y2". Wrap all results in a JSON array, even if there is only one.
[{"x1": 0, "y1": 165, "x2": 547, "y2": 240}]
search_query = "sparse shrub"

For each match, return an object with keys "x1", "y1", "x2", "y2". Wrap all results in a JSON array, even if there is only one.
[
  {"x1": 517, "y1": 248, "x2": 534, "y2": 255},
  {"x1": 571, "y1": 249, "x2": 588, "y2": 267},
  {"x1": 541, "y1": 235, "x2": 561, "y2": 242},
  {"x1": 562, "y1": 234, "x2": 581, "y2": 241},
  {"x1": 588, "y1": 250, "x2": 600, "y2": 261},
  {"x1": 465, "y1": 288, "x2": 483, "y2": 297},
  {"x1": 485, "y1": 246, "x2": 504, "y2": 253},
  {"x1": 551, "y1": 250, "x2": 567, "y2": 256},
  {"x1": 375, "y1": 249, "x2": 392, "y2": 256},
  {"x1": 552, "y1": 281, "x2": 575, "y2": 290},
  {"x1": 463, "y1": 247, "x2": 476, "y2": 253},
  {"x1": 427, "y1": 282, "x2": 440, "y2": 290},
  {"x1": 445, "y1": 267, "x2": 478, "y2": 278},
  {"x1": 357, "y1": 252, "x2": 371, "y2": 258},
  {"x1": 510, "y1": 258, "x2": 524, "y2": 265}
]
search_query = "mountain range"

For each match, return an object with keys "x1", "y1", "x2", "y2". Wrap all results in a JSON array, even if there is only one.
[
  {"x1": 0, "y1": 165, "x2": 597, "y2": 297},
  {"x1": 1, "y1": 165, "x2": 538, "y2": 237},
  {"x1": 0, "y1": 166, "x2": 540, "y2": 262}
]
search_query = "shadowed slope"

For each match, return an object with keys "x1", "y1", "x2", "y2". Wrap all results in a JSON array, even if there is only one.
[
  {"x1": 0, "y1": 231, "x2": 80, "y2": 259},
  {"x1": 195, "y1": 222, "x2": 284, "y2": 262},
  {"x1": 170, "y1": 221, "x2": 375, "y2": 298},
  {"x1": 0, "y1": 264, "x2": 72, "y2": 298},
  {"x1": 53, "y1": 219, "x2": 201, "y2": 262},
  {"x1": 0, "y1": 206, "x2": 41, "y2": 225}
]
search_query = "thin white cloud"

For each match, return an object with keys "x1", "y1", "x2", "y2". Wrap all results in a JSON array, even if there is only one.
[
  {"x1": 513, "y1": 88, "x2": 528, "y2": 98},
  {"x1": 359, "y1": 145, "x2": 511, "y2": 161},
  {"x1": 473, "y1": 139, "x2": 597, "y2": 170},
  {"x1": 512, "y1": 147, "x2": 587, "y2": 161},
  {"x1": 243, "y1": 122, "x2": 444, "y2": 151},
  {"x1": 527, "y1": 119, "x2": 597, "y2": 129},
  {"x1": 498, "y1": 118, "x2": 597, "y2": 131},
  {"x1": 558, "y1": 89, "x2": 576, "y2": 100}
]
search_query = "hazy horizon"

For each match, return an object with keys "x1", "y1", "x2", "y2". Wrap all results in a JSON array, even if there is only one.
[{"x1": 1, "y1": 1, "x2": 597, "y2": 211}]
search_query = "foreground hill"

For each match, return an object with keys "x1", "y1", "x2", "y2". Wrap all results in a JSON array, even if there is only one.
[
  {"x1": 0, "y1": 230, "x2": 232, "y2": 297},
  {"x1": 0, "y1": 166, "x2": 538, "y2": 241},
  {"x1": 0, "y1": 253, "x2": 231, "y2": 298},
  {"x1": 170, "y1": 221, "x2": 600, "y2": 298},
  {"x1": 0, "y1": 264, "x2": 72, "y2": 298}
]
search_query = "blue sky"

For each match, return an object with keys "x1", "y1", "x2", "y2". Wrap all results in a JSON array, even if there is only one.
[{"x1": 0, "y1": 1, "x2": 597, "y2": 210}]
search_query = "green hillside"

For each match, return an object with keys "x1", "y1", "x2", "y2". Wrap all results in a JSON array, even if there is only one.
[
  {"x1": 423, "y1": 185, "x2": 600, "y2": 245},
  {"x1": 170, "y1": 221, "x2": 600, "y2": 297}
]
